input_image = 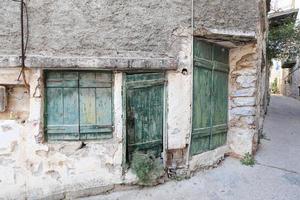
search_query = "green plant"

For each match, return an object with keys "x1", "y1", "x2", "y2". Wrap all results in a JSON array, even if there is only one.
[
  {"x1": 267, "y1": 20, "x2": 300, "y2": 62},
  {"x1": 131, "y1": 151, "x2": 165, "y2": 185},
  {"x1": 271, "y1": 78, "x2": 279, "y2": 94},
  {"x1": 240, "y1": 152, "x2": 255, "y2": 166}
]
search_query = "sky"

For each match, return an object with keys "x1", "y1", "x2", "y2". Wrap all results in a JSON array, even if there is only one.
[{"x1": 271, "y1": 0, "x2": 300, "y2": 20}]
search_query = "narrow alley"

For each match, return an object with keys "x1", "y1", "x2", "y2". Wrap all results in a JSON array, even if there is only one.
[{"x1": 82, "y1": 95, "x2": 300, "y2": 200}]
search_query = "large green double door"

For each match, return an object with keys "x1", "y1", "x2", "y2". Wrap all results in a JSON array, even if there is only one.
[
  {"x1": 126, "y1": 73, "x2": 165, "y2": 162},
  {"x1": 191, "y1": 39, "x2": 229, "y2": 155}
]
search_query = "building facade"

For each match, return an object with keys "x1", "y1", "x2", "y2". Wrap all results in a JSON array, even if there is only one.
[
  {"x1": 268, "y1": 7, "x2": 299, "y2": 99},
  {"x1": 281, "y1": 58, "x2": 300, "y2": 99},
  {"x1": 0, "y1": 0, "x2": 269, "y2": 198}
]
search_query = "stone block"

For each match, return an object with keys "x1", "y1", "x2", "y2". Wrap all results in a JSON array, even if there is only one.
[
  {"x1": 189, "y1": 145, "x2": 228, "y2": 172},
  {"x1": 233, "y1": 97, "x2": 256, "y2": 106},
  {"x1": 230, "y1": 107, "x2": 256, "y2": 116},
  {"x1": 227, "y1": 128, "x2": 256, "y2": 156},
  {"x1": 236, "y1": 75, "x2": 257, "y2": 88},
  {"x1": 232, "y1": 68, "x2": 257, "y2": 76},
  {"x1": 233, "y1": 88, "x2": 255, "y2": 97}
]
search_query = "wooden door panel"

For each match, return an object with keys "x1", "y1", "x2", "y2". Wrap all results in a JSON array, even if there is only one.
[
  {"x1": 212, "y1": 70, "x2": 228, "y2": 126},
  {"x1": 191, "y1": 39, "x2": 229, "y2": 155},
  {"x1": 211, "y1": 69, "x2": 228, "y2": 149},
  {"x1": 194, "y1": 38, "x2": 213, "y2": 60},
  {"x1": 126, "y1": 73, "x2": 164, "y2": 162},
  {"x1": 191, "y1": 65, "x2": 212, "y2": 155},
  {"x1": 192, "y1": 66, "x2": 212, "y2": 129},
  {"x1": 213, "y1": 45, "x2": 229, "y2": 64}
]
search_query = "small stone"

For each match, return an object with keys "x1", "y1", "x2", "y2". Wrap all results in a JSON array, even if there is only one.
[
  {"x1": 230, "y1": 107, "x2": 256, "y2": 116},
  {"x1": 236, "y1": 76, "x2": 257, "y2": 88},
  {"x1": 232, "y1": 68, "x2": 257, "y2": 76},
  {"x1": 233, "y1": 88, "x2": 256, "y2": 97},
  {"x1": 233, "y1": 97, "x2": 256, "y2": 106}
]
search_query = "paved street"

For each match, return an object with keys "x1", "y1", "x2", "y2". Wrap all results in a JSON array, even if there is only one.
[{"x1": 82, "y1": 95, "x2": 300, "y2": 200}]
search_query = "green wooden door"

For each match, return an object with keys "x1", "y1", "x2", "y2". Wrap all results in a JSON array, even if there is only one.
[
  {"x1": 191, "y1": 39, "x2": 229, "y2": 155},
  {"x1": 45, "y1": 71, "x2": 113, "y2": 141},
  {"x1": 126, "y1": 73, "x2": 165, "y2": 162}
]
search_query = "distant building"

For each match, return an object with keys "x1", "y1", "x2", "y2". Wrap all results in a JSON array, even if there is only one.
[{"x1": 269, "y1": 8, "x2": 300, "y2": 99}]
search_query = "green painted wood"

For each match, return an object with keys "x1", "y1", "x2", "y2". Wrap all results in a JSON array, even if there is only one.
[
  {"x1": 126, "y1": 73, "x2": 164, "y2": 162},
  {"x1": 191, "y1": 39, "x2": 229, "y2": 155},
  {"x1": 79, "y1": 87, "x2": 113, "y2": 140},
  {"x1": 45, "y1": 71, "x2": 112, "y2": 141},
  {"x1": 46, "y1": 71, "x2": 79, "y2": 88},
  {"x1": 191, "y1": 65, "x2": 212, "y2": 155},
  {"x1": 211, "y1": 69, "x2": 228, "y2": 149},
  {"x1": 46, "y1": 87, "x2": 79, "y2": 140},
  {"x1": 79, "y1": 72, "x2": 112, "y2": 88}
]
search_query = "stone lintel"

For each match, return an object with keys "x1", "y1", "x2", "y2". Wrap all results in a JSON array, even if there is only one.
[
  {"x1": 193, "y1": 28, "x2": 256, "y2": 48},
  {"x1": 0, "y1": 55, "x2": 178, "y2": 70}
]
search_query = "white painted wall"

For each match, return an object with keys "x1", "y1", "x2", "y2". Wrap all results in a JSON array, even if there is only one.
[{"x1": 271, "y1": 0, "x2": 300, "y2": 19}]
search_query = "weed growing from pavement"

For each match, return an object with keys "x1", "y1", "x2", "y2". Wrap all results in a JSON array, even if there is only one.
[
  {"x1": 131, "y1": 151, "x2": 165, "y2": 185},
  {"x1": 241, "y1": 152, "x2": 255, "y2": 167}
]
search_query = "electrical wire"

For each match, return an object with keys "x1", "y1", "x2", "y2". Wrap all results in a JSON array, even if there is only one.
[{"x1": 12, "y1": 0, "x2": 30, "y2": 89}]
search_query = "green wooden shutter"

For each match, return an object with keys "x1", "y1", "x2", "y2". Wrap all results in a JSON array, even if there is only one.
[
  {"x1": 79, "y1": 72, "x2": 113, "y2": 140},
  {"x1": 191, "y1": 39, "x2": 229, "y2": 155},
  {"x1": 45, "y1": 71, "x2": 80, "y2": 140},
  {"x1": 126, "y1": 73, "x2": 165, "y2": 162},
  {"x1": 45, "y1": 71, "x2": 113, "y2": 141}
]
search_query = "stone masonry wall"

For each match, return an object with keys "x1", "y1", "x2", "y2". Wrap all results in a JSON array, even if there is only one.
[
  {"x1": 282, "y1": 59, "x2": 300, "y2": 100},
  {"x1": 227, "y1": 43, "x2": 260, "y2": 156}
]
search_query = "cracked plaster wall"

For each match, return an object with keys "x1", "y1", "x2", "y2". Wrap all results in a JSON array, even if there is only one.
[
  {"x1": 193, "y1": 0, "x2": 260, "y2": 37},
  {"x1": 0, "y1": 70, "x2": 127, "y2": 199},
  {"x1": 0, "y1": 0, "x2": 191, "y2": 69}
]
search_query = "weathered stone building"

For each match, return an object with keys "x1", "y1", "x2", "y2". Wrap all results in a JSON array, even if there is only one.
[
  {"x1": 268, "y1": 8, "x2": 299, "y2": 99},
  {"x1": 0, "y1": 0, "x2": 269, "y2": 198},
  {"x1": 281, "y1": 58, "x2": 300, "y2": 99}
]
